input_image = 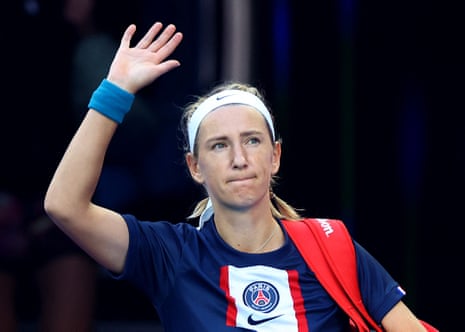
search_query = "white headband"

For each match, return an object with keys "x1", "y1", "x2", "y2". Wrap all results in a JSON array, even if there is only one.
[{"x1": 187, "y1": 89, "x2": 275, "y2": 152}]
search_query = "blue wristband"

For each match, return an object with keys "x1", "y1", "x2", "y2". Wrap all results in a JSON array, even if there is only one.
[{"x1": 88, "y1": 79, "x2": 135, "y2": 124}]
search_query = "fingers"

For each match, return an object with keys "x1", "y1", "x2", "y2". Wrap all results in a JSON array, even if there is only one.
[
  {"x1": 156, "y1": 59, "x2": 182, "y2": 77},
  {"x1": 123, "y1": 22, "x2": 182, "y2": 57},
  {"x1": 134, "y1": 22, "x2": 183, "y2": 61},
  {"x1": 120, "y1": 24, "x2": 137, "y2": 48},
  {"x1": 135, "y1": 22, "x2": 163, "y2": 49},
  {"x1": 154, "y1": 30, "x2": 183, "y2": 61},
  {"x1": 147, "y1": 24, "x2": 178, "y2": 53}
]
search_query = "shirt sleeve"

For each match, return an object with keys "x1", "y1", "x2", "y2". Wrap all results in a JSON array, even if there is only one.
[
  {"x1": 355, "y1": 241, "x2": 406, "y2": 323},
  {"x1": 106, "y1": 214, "x2": 186, "y2": 308}
]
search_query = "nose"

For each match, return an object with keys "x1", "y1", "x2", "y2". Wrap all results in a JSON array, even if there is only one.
[{"x1": 231, "y1": 144, "x2": 248, "y2": 169}]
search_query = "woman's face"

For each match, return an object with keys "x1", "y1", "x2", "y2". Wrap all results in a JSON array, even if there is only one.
[{"x1": 187, "y1": 105, "x2": 281, "y2": 212}]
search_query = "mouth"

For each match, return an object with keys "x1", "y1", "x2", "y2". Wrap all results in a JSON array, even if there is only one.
[{"x1": 227, "y1": 176, "x2": 255, "y2": 183}]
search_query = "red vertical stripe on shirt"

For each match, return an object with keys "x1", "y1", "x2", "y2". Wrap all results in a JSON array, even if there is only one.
[
  {"x1": 220, "y1": 266, "x2": 237, "y2": 326},
  {"x1": 288, "y1": 269, "x2": 309, "y2": 332}
]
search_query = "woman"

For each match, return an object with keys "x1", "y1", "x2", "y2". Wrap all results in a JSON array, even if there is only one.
[{"x1": 44, "y1": 22, "x2": 429, "y2": 331}]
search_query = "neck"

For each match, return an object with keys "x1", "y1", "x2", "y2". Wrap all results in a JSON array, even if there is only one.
[
  {"x1": 214, "y1": 214, "x2": 283, "y2": 253},
  {"x1": 253, "y1": 222, "x2": 279, "y2": 253}
]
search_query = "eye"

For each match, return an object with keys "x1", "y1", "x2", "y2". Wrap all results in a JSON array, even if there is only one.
[
  {"x1": 212, "y1": 142, "x2": 227, "y2": 150},
  {"x1": 246, "y1": 137, "x2": 261, "y2": 145}
]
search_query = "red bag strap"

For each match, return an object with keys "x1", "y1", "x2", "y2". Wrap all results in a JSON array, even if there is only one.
[
  {"x1": 282, "y1": 218, "x2": 439, "y2": 332},
  {"x1": 282, "y1": 218, "x2": 381, "y2": 331}
]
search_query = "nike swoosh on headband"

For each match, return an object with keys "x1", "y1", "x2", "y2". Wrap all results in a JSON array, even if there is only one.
[
  {"x1": 187, "y1": 89, "x2": 275, "y2": 152},
  {"x1": 216, "y1": 94, "x2": 234, "y2": 100}
]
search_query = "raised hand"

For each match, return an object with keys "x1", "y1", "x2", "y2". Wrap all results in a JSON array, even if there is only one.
[{"x1": 106, "y1": 22, "x2": 183, "y2": 94}]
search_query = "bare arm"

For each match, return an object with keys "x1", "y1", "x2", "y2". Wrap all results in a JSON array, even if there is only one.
[
  {"x1": 44, "y1": 22, "x2": 183, "y2": 273},
  {"x1": 381, "y1": 301, "x2": 427, "y2": 332}
]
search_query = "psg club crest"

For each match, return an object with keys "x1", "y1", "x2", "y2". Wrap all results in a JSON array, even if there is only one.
[{"x1": 243, "y1": 281, "x2": 279, "y2": 313}]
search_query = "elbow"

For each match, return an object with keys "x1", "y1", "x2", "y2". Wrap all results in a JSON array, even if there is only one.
[
  {"x1": 43, "y1": 189, "x2": 72, "y2": 225},
  {"x1": 44, "y1": 186, "x2": 91, "y2": 229},
  {"x1": 43, "y1": 191, "x2": 62, "y2": 223}
]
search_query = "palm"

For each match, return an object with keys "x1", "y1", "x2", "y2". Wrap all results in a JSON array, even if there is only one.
[{"x1": 107, "y1": 23, "x2": 183, "y2": 93}]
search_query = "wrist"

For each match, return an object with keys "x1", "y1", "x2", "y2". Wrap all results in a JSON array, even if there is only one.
[{"x1": 88, "y1": 79, "x2": 135, "y2": 124}]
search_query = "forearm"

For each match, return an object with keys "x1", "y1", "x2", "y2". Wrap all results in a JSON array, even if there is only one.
[
  {"x1": 44, "y1": 110, "x2": 117, "y2": 224},
  {"x1": 382, "y1": 301, "x2": 428, "y2": 332}
]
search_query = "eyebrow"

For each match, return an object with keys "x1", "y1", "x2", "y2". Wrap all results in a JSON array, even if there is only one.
[{"x1": 204, "y1": 130, "x2": 265, "y2": 144}]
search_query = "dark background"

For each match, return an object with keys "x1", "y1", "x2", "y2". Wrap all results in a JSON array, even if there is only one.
[{"x1": 2, "y1": 0, "x2": 463, "y2": 330}]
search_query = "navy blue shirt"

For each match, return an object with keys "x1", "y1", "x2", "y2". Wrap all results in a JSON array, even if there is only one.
[{"x1": 110, "y1": 216, "x2": 404, "y2": 331}]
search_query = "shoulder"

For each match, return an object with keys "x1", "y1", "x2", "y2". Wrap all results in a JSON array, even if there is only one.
[
  {"x1": 122, "y1": 215, "x2": 199, "y2": 239},
  {"x1": 282, "y1": 218, "x2": 352, "y2": 242}
]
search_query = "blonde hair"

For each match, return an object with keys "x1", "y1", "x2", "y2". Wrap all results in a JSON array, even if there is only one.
[{"x1": 181, "y1": 81, "x2": 303, "y2": 221}]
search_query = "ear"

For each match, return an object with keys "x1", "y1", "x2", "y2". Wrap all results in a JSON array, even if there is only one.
[
  {"x1": 186, "y1": 152, "x2": 205, "y2": 184},
  {"x1": 271, "y1": 141, "x2": 281, "y2": 175}
]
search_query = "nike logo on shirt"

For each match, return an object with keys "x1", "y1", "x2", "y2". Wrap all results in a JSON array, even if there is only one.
[{"x1": 247, "y1": 314, "x2": 283, "y2": 325}]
